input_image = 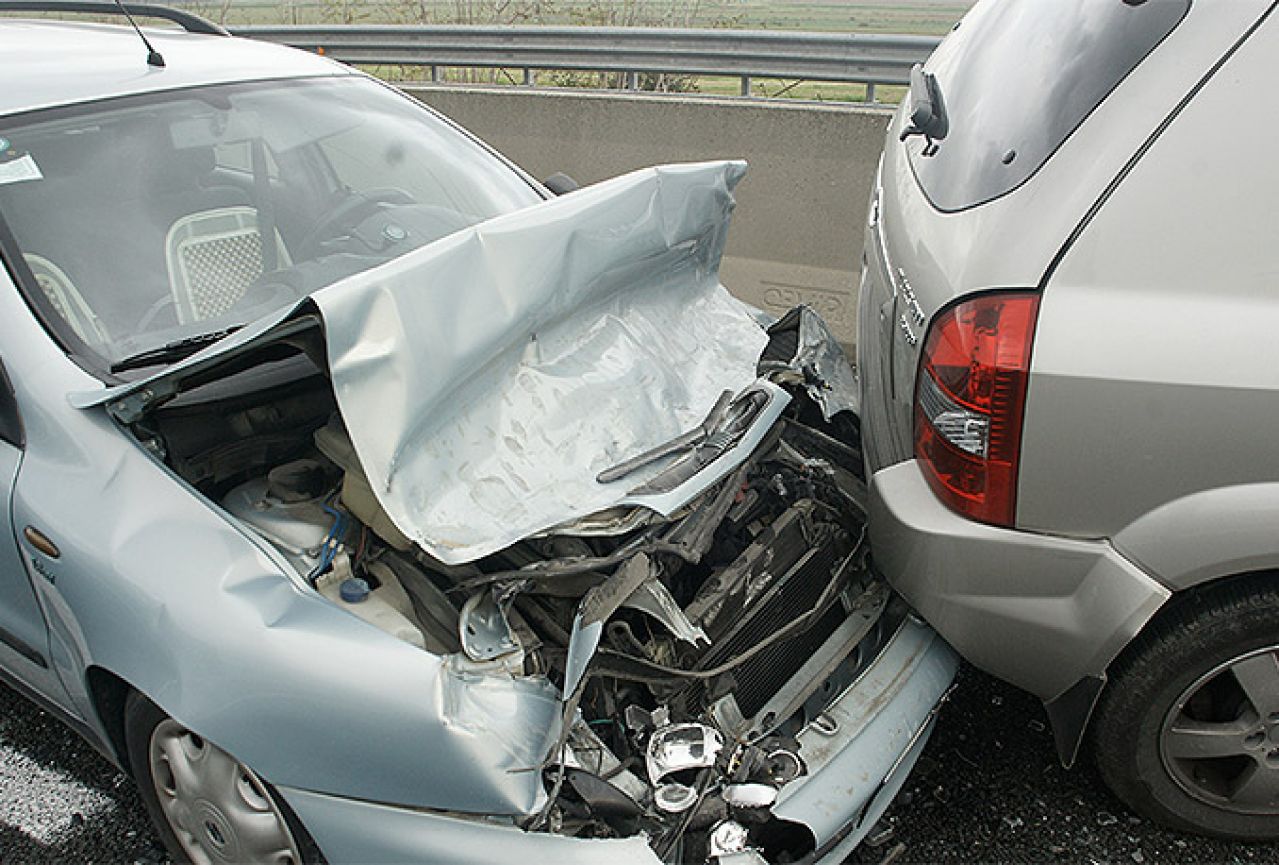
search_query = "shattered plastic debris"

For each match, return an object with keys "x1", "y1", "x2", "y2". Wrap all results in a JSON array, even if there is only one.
[
  {"x1": 876, "y1": 841, "x2": 908, "y2": 865},
  {"x1": 866, "y1": 820, "x2": 896, "y2": 847}
]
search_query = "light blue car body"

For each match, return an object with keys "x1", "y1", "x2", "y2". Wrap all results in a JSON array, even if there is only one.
[{"x1": 0, "y1": 14, "x2": 956, "y2": 863}]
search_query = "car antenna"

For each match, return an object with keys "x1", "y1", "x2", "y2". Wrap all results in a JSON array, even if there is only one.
[{"x1": 111, "y1": 0, "x2": 166, "y2": 68}]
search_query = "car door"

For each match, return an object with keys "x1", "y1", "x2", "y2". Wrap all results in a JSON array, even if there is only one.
[{"x1": 0, "y1": 357, "x2": 64, "y2": 699}]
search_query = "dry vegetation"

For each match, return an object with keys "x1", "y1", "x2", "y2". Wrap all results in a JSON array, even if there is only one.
[{"x1": 132, "y1": 1, "x2": 975, "y2": 101}]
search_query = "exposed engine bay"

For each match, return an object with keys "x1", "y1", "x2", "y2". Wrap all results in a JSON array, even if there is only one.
[{"x1": 130, "y1": 305, "x2": 897, "y2": 863}]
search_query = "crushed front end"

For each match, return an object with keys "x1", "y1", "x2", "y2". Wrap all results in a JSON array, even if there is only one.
[
  {"x1": 133, "y1": 304, "x2": 956, "y2": 864},
  {"x1": 477, "y1": 308, "x2": 957, "y2": 863},
  {"x1": 103, "y1": 163, "x2": 958, "y2": 863}
]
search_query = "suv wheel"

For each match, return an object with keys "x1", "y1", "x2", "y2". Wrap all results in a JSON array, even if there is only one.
[
  {"x1": 124, "y1": 691, "x2": 324, "y2": 864},
  {"x1": 1092, "y1": 577, "x2": 1279, "y2": 840}
]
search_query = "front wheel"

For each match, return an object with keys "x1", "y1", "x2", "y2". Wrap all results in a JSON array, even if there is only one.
[
  {"x1": 1092, "y1": 577, "x2": 1279, "y2": 840},
  {"x1": 124, "y1": 691, "x2": 322, "y2": 864}
]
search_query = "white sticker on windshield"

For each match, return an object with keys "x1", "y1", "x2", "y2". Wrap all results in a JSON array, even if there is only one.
[{"x1": 0, "y1": 153, "x2": 42, "y2": 186}]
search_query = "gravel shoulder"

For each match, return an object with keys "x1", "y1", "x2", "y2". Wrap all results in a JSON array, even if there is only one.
[{"x1": 849, "y1": 666, "x2": 1279, "y2": 864}]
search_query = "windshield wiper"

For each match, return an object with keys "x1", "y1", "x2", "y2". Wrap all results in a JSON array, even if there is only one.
[
  {"x1": 109, "y1": 327, "x2": 243, "y2": 374},
  {"x1": 596, "y1": 389, "x2": 735, "y2": 484}
]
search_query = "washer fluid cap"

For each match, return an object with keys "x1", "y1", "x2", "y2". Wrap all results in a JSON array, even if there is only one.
[{"x1": 340, "y1": 578, "x2": 370, "y2": 603}]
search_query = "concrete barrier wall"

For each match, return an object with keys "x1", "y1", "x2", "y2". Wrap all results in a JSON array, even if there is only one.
[{"x1": 406, "y1": 85, "x2": 894, "y2": 346}]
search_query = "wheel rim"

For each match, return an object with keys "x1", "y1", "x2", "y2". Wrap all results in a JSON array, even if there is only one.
[
  {"x1": 1160, "y1": 644, "x2": 1279, "y2": 816},
  {"x1": 148, "y1": 719, "x2": 302, "y2": 865}
]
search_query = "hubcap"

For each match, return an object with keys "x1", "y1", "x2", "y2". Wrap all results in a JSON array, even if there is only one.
[
  {"x1": 148, "y1": 719, "x2": 302, "y2": 865},
  {"x1": 1160, "y1": 645, "x2": 1279, "y2": 816}
]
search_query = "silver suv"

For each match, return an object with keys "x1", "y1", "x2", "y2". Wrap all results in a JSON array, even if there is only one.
[{"x1": 861, "y1": 0, "x2": 1279, "y2": 841}]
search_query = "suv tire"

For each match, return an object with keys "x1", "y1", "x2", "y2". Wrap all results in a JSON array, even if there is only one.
[{"x1": 1092, "y1": 576, "x2": 1279, "y2": 840}]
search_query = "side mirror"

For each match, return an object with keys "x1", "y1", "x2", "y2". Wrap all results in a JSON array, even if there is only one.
[{"x1": 542, "y1": 173, "x2": 580, "y2": 196}]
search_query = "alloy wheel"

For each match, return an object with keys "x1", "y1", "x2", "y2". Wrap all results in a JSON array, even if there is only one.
[{"x1": 1160, "y1": 645, "x2": 1279, "y2": 816}]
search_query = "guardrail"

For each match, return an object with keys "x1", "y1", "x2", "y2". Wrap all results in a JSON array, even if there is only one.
[{"x1": 231, "y1": 25, "x2": 940, "y2": 99}]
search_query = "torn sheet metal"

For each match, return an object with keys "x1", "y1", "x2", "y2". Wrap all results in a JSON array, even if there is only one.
[
  {"x1": 457, "y1": 592, "x2": 521, "y2": 661},
  {"x1": 314, "y1": 161, "x2": 768, "y2": 564},
  {"x1": 438, "y1": 653, "x2": 562, "y2": 785},
  {"x1": 621, "y1": 579, "x2": 708, "y2": 646},
  {"x1": 759, "y1": 305, "x2": 860, "y2": 420},
  {"x1": 563, "y1": 552, "x2": 656, "y2": 700}
]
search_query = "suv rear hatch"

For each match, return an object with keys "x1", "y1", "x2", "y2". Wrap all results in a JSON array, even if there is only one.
[{"x1": 858, "y1": 0, "x2": 1268, "y2": 487}]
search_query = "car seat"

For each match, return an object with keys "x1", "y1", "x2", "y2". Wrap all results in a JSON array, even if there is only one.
[
  {"x1": 148, "y1": 142, "x2": 290, "y2": 324},
  {"x1": 164, "y1": 205, "x2": 291, "y2": 324}
]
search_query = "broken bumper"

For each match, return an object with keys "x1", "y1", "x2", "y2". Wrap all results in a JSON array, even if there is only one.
[
  {"x1": 869, "y1": 458, "x2": 1169, "y2": 704},
  {"x1": 773, "y1": 614, "x2": 957, "y2": 862},
  {"x1": 278, "y1": 615, "x2": 956, "y2": 865}
]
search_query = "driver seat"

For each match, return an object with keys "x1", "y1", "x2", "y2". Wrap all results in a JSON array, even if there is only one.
[{"x1": 164, "y1": 206, "x2": 291, "y2": 324}]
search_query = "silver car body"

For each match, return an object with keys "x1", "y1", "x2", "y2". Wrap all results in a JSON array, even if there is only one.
[
  {"x1": 861, "y1": 0, "x2": 1279, "y2": 759},
  {"x1": 0, "y1": 17, "x2": 956, "y2": 863}
]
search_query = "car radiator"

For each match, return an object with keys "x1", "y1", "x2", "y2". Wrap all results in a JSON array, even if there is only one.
[{"x1": 684, "y1": 507, "x2": 856, "y2": 720}]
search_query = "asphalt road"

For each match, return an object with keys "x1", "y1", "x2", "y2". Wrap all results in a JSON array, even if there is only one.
[{"x1": 1, "y1": 666, "x2": 1278, "y2": 864}]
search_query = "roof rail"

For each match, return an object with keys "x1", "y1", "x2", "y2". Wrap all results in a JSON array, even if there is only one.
[{"x1": 0, "y1": 1, "x2": 228, "y2": 35}]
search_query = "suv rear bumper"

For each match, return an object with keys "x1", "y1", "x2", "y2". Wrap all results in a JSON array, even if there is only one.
[{"x1": 868, "y1": 459, "x2": 1170, "y2": 704}]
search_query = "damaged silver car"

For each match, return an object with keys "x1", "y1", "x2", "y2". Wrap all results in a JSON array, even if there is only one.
[{"x1": 0, "y1": 5, "x2": 955, "y2": 863}]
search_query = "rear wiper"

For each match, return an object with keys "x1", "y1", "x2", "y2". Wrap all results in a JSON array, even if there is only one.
[
  {"x1": 899, "y1": 63, "x2": 949, "y2": 156},
  {"x1": 109, "y1": 326, "x2": 243, "y2": 374}
]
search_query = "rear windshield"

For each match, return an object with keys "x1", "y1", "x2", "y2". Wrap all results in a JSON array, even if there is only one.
[{"x1": 907, "y1": 0, "x2": 1191, "y2": 212}]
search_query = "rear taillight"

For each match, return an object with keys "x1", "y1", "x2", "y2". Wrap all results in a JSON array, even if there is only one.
[{"x1": 914, "y1": 292, "x2": 1040, "y2": 527}]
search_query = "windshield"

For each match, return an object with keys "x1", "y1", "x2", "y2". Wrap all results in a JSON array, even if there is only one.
[
  {"x1": 0, "y1": 76, "x2": 542, "y2": 373},
  {"x1": 907, "y1": 0, "x2": 1191, "y2": 211}
]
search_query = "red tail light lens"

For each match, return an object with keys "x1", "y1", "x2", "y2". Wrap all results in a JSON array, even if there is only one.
[{"x1": 914, "y1": 292, "x2": 1040, "y2": 527}]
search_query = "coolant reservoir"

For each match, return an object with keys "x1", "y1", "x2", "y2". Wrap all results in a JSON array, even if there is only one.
[
  {"x1": 314, "y1": 417, "x2": 412, "y2": 551},
  {"x1": 317, "y1": 560, "x2": 428, "y2": 650},
  {"x1": 222, "y1": 468, "x2": 331, "y2": 574}
]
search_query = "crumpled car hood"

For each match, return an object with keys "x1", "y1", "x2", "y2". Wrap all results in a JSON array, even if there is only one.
[{"x1": 76, "y1": 161, "x2": 773, "y2": 564}]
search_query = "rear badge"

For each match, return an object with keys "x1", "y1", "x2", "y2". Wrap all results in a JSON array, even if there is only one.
[
  {"x1": 898, "y1": 314, "x2": 919, "y2": 346},
  {"x1": 896, "y1": 269, "x2": 926, "y2": 346},
  {"x1": 897, "y1": 269, "x2": 927, "y2": 326}
]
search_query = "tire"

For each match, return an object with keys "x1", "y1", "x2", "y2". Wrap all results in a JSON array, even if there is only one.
[
  {"x1": 1091, "y1": 576, "x2": 1279, "y2": 840},
  {"x1": 124, "y1": 691, "x2": 325, "y2": 864}
]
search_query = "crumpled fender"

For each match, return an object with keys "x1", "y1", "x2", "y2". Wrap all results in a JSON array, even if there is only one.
[{"x1": 13, "y1": 403, "x2": 559, "y2": 814}]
